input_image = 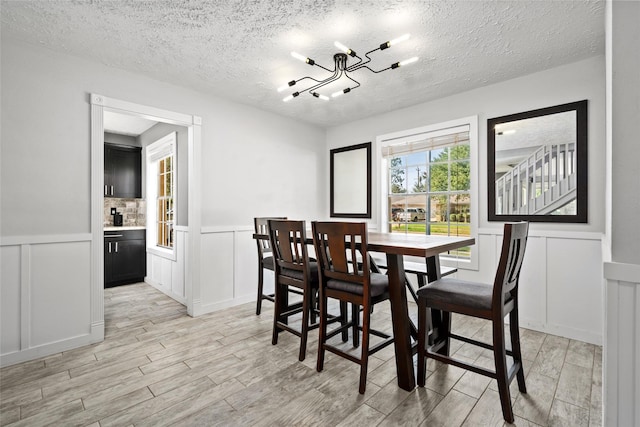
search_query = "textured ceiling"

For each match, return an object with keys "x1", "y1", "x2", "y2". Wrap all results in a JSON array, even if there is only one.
[{"x1": 1, "y1": 0, "x2": 605, "y2": 128}]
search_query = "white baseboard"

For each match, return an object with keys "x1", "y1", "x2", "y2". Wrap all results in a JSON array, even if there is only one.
[
  {"x1": 145, "y1": 278, "x2": 187, "y2": 306},
  {"x1": 520, "y1": 318, "x2": 602, "y2": 346},
  {"x1": 194, "y1": 294, "x2": 256, "y2": 317},
  {"x1": 0, "y1": 325, "x2": 104, "y2": 368}
]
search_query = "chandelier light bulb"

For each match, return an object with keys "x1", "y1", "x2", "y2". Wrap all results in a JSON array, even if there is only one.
[
  {"x1": 291, "y1": 51, "x2": 315, "y2": 65},
  {"x1": 331, "y1": 90, "x2": 344, "y2": 98},
  {"x1": 313, "y1": 92, "x2": 330, "y2": 101},
  {"x1": 291, "y1": 51, "x2": 307, "y2": 62},
  {"x1": 334, "y1": 41, "x2": 354, "y2": 56},
  {"x1": 399, "y1": 57, "x2": 419, "y2": 66},
  {"x1": 389, "y1": 34, "x2": 411, "y2": 46},
  {"x1": 283, "y1": 94, "x2": 294, "y2": 102},
  {"x1": 277, "y1": 80, "x2": 297, "y2": 92}
]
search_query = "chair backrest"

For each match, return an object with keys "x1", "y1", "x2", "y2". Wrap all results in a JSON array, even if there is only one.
[
  {"x1": 268, "y1": 219, "x2": 311, "y2": 278},
  {"x1": 312, "y1": 221, "x2": 370, "y2": 287},
  {"x1": 493, "y1": 222, "x2": 529, "y2": 305},
  {"x1": 254, "y1": 217, "x2": 286, "y2": 258}
]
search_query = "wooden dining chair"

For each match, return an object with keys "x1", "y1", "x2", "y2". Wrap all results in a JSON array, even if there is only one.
[
  {"x1": 254, "y1": 216, "x2": 299, "y2": 315},
  {"x1": 268, "y1": 219, "x2": 320, "y2": 361},
  {"x1": 312, "y1": 221, "x2": 394, "y2": 394},
  {"x1": 416, "y1": 222, "x2": 529, "y2": 423}
]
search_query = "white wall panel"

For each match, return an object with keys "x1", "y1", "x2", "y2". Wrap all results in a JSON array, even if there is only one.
[
  {"x1": 547, "y1": 238, "x2": 603, "y2": 343},
  {"x1": 517, "y1": 237, "x2": 548, "y2": 329},
  {"x1": 604, "y1": 262, "x2": 640, "y2": 427},
  {"x1": 1, "y1": 246, "x2": 21, "y2": 354},
  {"x1": 146, "y1": 231, "x2": 187, "y2": 304},
  {"x1": 171, "y1": 230, "x2": 186, "y2": 297},
  {"x1": 29, "y1": 242, "x2": 91, "y2": 346},
  {"x1": 459, "y1": 230, "x2": 602, "y2": 345},
  {"x1": 200, "y1": 232, "x2": 235, "y2": 309},
  {"x1": 1, "y1": 238, "x2": 97, "y2": 367},
  {"x1": 234, "y1": 229, "x2": 259, "y2": 300}
]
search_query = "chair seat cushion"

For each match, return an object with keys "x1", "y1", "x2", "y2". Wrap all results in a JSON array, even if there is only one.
[
  {"x1": 327, "y1": 272, "x2": 388, "y2": 297},
  {"x1": 261, "y1": 256, "x2": 275, "y2": 270},
  {"x1": 417, "y1": 278, "x2": 496, "y2": 311},
  {"x1": 280, "y1": 261, "x2": 319, "y2": 285}
]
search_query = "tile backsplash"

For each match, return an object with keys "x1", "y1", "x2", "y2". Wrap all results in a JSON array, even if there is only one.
[{"x1": 104, "y1": 198, "x2": 146, "y2": 227}]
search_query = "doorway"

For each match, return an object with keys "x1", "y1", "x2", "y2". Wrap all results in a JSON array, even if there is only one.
[{"x1": 90, "y1": 94, "x2": 202, "y2": 343}]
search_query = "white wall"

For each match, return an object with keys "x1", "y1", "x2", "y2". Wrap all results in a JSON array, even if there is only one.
[
  {"x1": 0, "y1": 36, "x2": 326, "y2": 366},
  {"x1": 327, "y1": 56, "x2": 606, "y2": 344},
  {"x1": 604, "y1": 1, "x2": 640, "y2": 425}
]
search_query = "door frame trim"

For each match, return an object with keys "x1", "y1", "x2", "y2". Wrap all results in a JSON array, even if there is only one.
[{"x1": 90, "y1": 94, "x2": 202, "y2": 337}]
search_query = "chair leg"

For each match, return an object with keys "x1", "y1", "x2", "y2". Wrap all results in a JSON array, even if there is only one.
[
  {"x1": 272, "y1": 282, "x2": 282, "y2": 345},
  {"x1": 493, "y1": 315, "x2": 515, "y2": 423},
  {"x1": 510, "y1": 304, "x2": 527, "y2": 393},
  {"x1": 310, "y1": 288, "x2": 317, "y2": 325},
  {"x1": 298, "y1": 286, "x2": 311, "y2": 361},
  {"x1": 352, "y1": 303, "x2": 360, "y2": 347},
  {"x1": 417, "y1": 296, "x2": 428, "y2": 387},
  {"x1": 358, "y1": 301, "x2": 371, "y2": 394},
  {"x1": 256, "y1": 266, "x2": 265, "y2": 315},
  {"x1": 317, "y1": 291, "x2": 328, "y2": 373},
  {"x1": 340, "y1": 301, "x2": 349, "y2": 342},
  {"x1": 441, "y1": 311, "x2": 451, "y2": 356}
]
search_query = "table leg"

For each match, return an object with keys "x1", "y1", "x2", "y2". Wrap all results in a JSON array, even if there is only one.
[
  {"x1": 386, "y1": 253, "x2": 416, "y2": 391},
  {"x1": 425, "y1": 255, "x2": 450, "y2": 354}
]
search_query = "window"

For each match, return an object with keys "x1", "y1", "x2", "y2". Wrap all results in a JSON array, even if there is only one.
[
  {"x1": 156, "y1": 155, "x2": 174, "y2": 248},
  {"x1": 146, "y1": 132, "x2": 177, "y2": 259},
  {"x1": 378, "y1": 117, "x2": 478, "y2": 267}
]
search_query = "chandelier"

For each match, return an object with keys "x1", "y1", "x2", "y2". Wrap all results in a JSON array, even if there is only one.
[{"x1": 278, "y1": 34, "x2": 418, "y2": 102}]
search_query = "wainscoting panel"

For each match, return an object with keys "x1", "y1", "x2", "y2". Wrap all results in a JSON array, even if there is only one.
[
  {"x1": 234, "y1": 229, "x2": 261, "y2": 301},
  {"x1": 516, "y1": 236, "x2": 548, "y2": 330},
  {"x1": 547, "y1": 237, "x2": 603, "y2": 343},
  {"x1": 604, "y1": 262, "x2": 640, "y2": 427},
  {"x1": 196, "y1": 226, "x2": 604, "y2": 345},
  {"x1": 200, "y1": 230, "x2": 235, "y2": 310},
  {"x1": 0, "y1": 246, "x2": 21, "y2": 355},
  {"x1": 29, "y1": 242, "x2": 92, "y2": 346},
  {"x1": 468, "y1": 229, "x2": 603, "y2": 345},
  {"x1": 0, "y1": 235, "x2": 97, "y2": 367},
  {"x1": 146, "y1": 229, "x2": 188, "y2": 305}
]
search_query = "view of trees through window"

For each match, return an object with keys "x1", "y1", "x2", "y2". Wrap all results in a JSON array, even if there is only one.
[{"x1": 387, "y1": 136, "x2": 471, "y2": 258}]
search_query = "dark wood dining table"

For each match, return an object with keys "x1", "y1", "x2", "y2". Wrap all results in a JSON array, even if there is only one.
[{"x1": 253, "y1": 229, "x2": 475, "y2": 391}]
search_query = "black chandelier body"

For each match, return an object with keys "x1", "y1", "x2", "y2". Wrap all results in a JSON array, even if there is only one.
[{"x1": 279, "y1": 35, "x2": 418, "y2": 102}]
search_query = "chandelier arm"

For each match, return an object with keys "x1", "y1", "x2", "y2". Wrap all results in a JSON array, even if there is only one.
[
  {"x1": 344, "y1": 72, "x2": 361, "y2": 89},
  {"x1": 358, "y1": 65, "x2": 393, "y2": 74},
  {"x1": 296, "y1": 69, "x2": 341, "y2": 95},
  {"x1": 313, "y1": 62, "x2": 335, "y2": 73},
  {"x1": 294, "y1": 75, "x2": 326, "y2": 85},
  {"x1": 344, "y1": 54, "x2": 363, "y2": 71},
  {"x1": 347, "y1": 47, "x2": 381, "y2": 72},
  {"x1": 304, "y1": 70, "x2": 343, "y2": 94}
]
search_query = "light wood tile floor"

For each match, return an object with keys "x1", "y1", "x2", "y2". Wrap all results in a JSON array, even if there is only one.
[{"x1": 0, "y1": 283, "x2": 602, "y2": 426}]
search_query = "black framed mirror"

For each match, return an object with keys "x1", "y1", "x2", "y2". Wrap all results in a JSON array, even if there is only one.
[
  {"x1": 488, "y1": 100, "x2": 588, "y2": 223},
  {"x1": 330, "y1": 142, "x2": 372, "y2": 218}
]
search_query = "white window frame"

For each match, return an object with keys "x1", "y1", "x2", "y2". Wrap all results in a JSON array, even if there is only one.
[
  {"x1": 146, "y1": 132, "x2": 177, "y2": 261},
  {"x1": 376, "y1": 116, "x2": 479, "y2": 270}
]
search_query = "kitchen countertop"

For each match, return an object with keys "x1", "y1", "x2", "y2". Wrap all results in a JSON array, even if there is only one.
[{"x1": 104, "y1": 226, "x2": 146, "y2": 231}]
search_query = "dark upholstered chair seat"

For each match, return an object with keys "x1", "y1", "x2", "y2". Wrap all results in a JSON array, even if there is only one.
[
  {"x1": 419, "y1": 278, "x2": 497, "y2": 312},
  {"x1": 261, "y1": 256, "x2": 275, "y2": 270},
  {"x1": 281, "y1": 262, "x2": 319, "y2": 285},
  {"x1": 327, "y1": 272, "x2": 388, "y2": 297}
]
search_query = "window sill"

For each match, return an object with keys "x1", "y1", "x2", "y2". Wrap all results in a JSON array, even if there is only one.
[{"x1": 147, "y1": 245, "x2": 176, "y2": 262}]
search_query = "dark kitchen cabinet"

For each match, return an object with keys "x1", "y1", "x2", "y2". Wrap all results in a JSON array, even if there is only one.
[
  {"x1": 104, "y1": 229, "x2": 146, "y2": 287},
  {"x1": 104, "y1": 144, "x2": 142, "y2": 198}
]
